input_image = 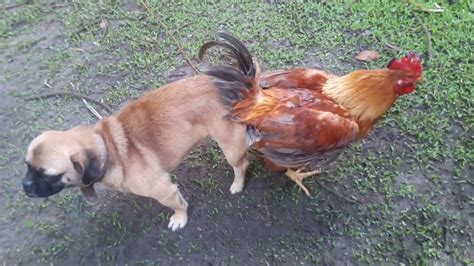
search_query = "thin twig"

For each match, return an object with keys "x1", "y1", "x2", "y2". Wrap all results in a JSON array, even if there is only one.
[
  {"x1": 412, "y1": 12, "x2": 433, "y2": 65},
  {"x1": 169, "y1": 21, "x2": 192, "y2": 35},
  {"x1": 140, "y1": 0, "x2": 199, "y2": 74},
  {"x1": 44, "y1": 79, "x2": 53, "y2": 89},
  {"x1": 82, "y1": 99, "x2": 103, "y2": 119},
  {"x1": 313, "y1": 178, "x2": 361, "y2": 204},
  {"x1": 25, "y1": 36, "x2": 46, "y2": 50},
  {"x1": 5, "y1": 1, "x2": 32, "y2": 10},
  {"x1": 26, "y1": 92, "x2": 113, "y2": 113},
  {"x1": 45, "y1": 18, "x2": 57, "y2": 31},
  {"x1": 50, "y1": 3, "x2": 68, "y2": 9},
  {"x1": 384, "y1": 42, "x2": 405, "y2": 53}
]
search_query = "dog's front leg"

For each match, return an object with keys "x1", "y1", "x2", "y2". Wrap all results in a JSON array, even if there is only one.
[{"x1": 127, "y1": 173, "x2": 188, "y2": 231}]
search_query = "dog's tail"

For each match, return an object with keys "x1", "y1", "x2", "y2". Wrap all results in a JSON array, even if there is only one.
[{"x1": 199, "y1": 31, "x2": 262, "y2": 109}]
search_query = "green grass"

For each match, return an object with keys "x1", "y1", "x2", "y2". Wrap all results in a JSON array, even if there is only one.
[{"x1": 0, "y1": 0, "x2": 472, "y2": 264}]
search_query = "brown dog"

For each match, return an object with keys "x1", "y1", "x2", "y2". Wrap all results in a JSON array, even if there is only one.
[{"x1": 22, "y1": 75, "x2": 249, "y2": 231}]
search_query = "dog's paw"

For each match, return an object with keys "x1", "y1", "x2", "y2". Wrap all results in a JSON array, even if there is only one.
[
  {"x1": 230, "y1": 180, "x2": 244, "y2": 194},
  {"x1": 168, "y1": 211, "x2": 188, "y2": 231}
]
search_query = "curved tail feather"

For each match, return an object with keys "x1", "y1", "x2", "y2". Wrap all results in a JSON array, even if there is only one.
[
  {"x1": 200, "y1": 31, "x2": 261, "y2": 109},
  {"x1": 199, "y1": 31, "x2": 256, "y2": 78}
]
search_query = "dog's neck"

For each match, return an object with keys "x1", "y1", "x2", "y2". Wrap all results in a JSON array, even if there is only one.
[
  {"x1": 95, "y1": 131, "x2": 108, "y2": 180},
  {"x1": 93, "y1": 117, "x2": 128, "y2": 191},
  {"x1": 78, "y1": 127, "x2": 109, "y2": 205}
]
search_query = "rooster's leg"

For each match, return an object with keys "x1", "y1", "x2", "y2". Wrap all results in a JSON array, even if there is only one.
[{"x1": 285, "y1": 168, "x2": 322, "y2": 196}]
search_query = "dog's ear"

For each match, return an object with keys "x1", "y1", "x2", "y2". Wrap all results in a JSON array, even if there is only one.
[
  {"x1": 70, "y1": 150, "x2": 105, "y2": 205},
  {"x1": 80, "y1": 186, "x2": 99, "y2": 205},
  {"x1": 70, "y1": 150, "x2": 105, "y2": 186}
]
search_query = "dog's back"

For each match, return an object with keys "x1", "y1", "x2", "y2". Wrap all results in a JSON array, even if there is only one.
[{"x1": 112, "y1": 74, "x2": 241, "y2": 172}]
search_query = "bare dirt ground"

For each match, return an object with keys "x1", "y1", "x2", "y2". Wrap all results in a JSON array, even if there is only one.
[{"x1": 0, "y1": 1, "x2": 472, "y2": 264}]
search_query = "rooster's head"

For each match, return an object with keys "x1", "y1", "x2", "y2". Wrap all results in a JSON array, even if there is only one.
[{"x1": 387, "y1": 52, "x2": 423, "y2": 96}]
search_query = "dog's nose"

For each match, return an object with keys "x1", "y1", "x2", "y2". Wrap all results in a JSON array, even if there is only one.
[
  {"x1": 22, "y1": 178, "x2": 33, "y2": 190},
  {"x1": 22, "y1": 179, "x2": 37, "y2": 197}
]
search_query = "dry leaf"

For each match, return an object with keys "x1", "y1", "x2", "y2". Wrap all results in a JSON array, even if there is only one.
[
  {"x1": 356, "y1": 50, "x2": 380, "y2": 61},
  {"x1": 407, "y1": 0, "x2": 444, "y2": 13},
  {"x1": 99, "y1": 19, "x2": 109, "y2": 35}
]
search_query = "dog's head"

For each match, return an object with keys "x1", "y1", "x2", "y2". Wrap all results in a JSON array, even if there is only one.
[{"x1": 22, "y1": 127, "x2": 107, "y2": 204}]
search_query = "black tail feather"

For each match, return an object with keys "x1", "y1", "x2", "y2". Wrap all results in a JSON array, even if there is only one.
[
  {"x1": 214, "y1": 31, "x2": 256, "y2": 78},
  {"x1": 200, "y1": 31, "x2": 258, "y2": 108},
  {"x1": 200, "y1": 31, "x2": 256, "y2": 78},
  {"x1": 198, "y1": 40, "x2": 246, "y2": 71}
]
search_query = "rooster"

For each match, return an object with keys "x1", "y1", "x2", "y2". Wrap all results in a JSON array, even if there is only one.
[{"x1": 200, "y1": 32, "x2": 423, "y2": 195}]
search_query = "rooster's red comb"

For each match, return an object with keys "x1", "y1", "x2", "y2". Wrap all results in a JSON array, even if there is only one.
[{"x1": 387, "y1": 52, "x2": 423, "y2": 77}]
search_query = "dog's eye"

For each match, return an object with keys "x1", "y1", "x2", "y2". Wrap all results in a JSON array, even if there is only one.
[{"x1": 43, "y1": 173, "x2": 63, "y2": 182}]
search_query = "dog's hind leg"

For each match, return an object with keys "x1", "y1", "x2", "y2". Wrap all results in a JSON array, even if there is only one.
[
  {"x1": 127, "y1": 173, "x2": 188, "y2": 231},
  {"x1": 228, "y1": 154, "x2": 249, "y2": 194},
  {"x1": 213, "y1": 124, "x2": 249, "y2": 194}
]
